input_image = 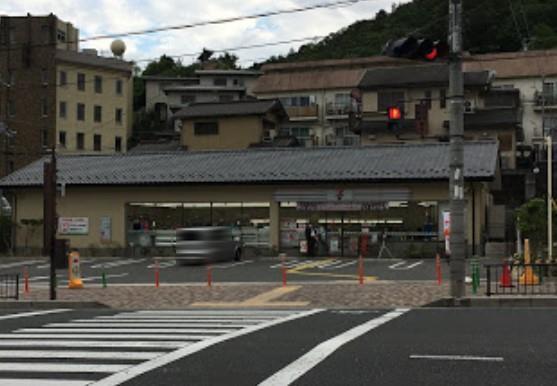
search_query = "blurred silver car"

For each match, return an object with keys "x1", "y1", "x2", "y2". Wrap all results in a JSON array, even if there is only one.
[{"x1": 175, "y1": 226, "x2": 242, "y2": 264}]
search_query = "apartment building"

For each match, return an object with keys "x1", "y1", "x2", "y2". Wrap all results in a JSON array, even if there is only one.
[
  {"x1": 144, "y1": 69, "x2": 262, "y2": 124},
  {"x1": 252, "y1": 56, "x2": 411, "y2": 147},
  {"x1": 0, "y1": 14, "x2": 133, "y2": 177}
]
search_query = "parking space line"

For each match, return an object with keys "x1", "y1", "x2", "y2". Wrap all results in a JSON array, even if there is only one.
[
  {"x1": 323, "y1": 260, "x2": 357, "y2": 270},
  {"x1": 214, "y1": 260, "x2": 254, "y2": 269},
  {"x1": 389, "y1": 260, "x2": 424, "y2": 270},
  {"x1": 91, "y1": 258, "x2": 146, "y2": 269},
  {"x1": 409, "y1": 354, "x2": 504, "y2": 362},
  {"x1": 259, "y1": 308, "x2": 409, "y2": 386},
  {"x1": 0, "y1": 260, "x2": 43, "y2": 270}
]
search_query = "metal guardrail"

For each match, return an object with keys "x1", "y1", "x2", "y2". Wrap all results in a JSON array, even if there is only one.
[
  {"x1": 0, "y1": 274, "x2": 19, "y2": 300},
  {"x1": 485, "y1": 263, "x2": 557, "y2": 296}
]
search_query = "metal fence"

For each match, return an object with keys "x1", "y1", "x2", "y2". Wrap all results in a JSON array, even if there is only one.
[
  {"x1": 485, "y1": 263, "x2": 557, "y2": 296},
  {"x1": 0, "y1": 274, "x2": 19, "y2": 300}
]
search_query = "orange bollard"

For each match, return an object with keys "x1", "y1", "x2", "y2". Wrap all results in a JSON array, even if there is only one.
[
  {"x1": 23, "y1": 265, "x2": 29, "y2": 294},
  {"x1": 500, "y1": 262, "x2": 513, "y2": 287},
  {"x1": 207, "y1": 264, "x2": 212, "y2": 287},
  {"x1": 435, "y1": 254, "x2": 442, "y2": 285},
  {"x1": 358, "y1": 255, "x2": 364, "y2": 285},
  {"x1": 154, "y1": 259, "x2": 160, "y2": 288}
]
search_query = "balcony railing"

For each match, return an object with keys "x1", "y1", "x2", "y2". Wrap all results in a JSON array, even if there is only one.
[
  {"x1": 534, "y1": 91, "x2": 557, "y2": 107},
  {"x1": 285, "y1": 105, "x2": 319, "y2": 119},
  {"x1": 326, "y1": 102, "x2": 354, "y2": 116}
]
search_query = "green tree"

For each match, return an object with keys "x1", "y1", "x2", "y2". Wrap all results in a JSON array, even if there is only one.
[{"x1": 515, "y1": 198, "x2": 557, "y2": 259}]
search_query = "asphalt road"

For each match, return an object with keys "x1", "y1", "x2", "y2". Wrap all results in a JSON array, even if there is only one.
[
  {"x1": 0, "y1": 307, "x2": 554, "y2": 385},
  {"x1": 0, "y1": 255, "x2": 478, "y2": 286}
]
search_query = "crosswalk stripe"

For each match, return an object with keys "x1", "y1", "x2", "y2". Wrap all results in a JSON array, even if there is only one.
[
  {"x1": 0, "y1": 363, "x2": 129, "y2": 373},
  {"x1": 0, "y1": 350, "x2": 162, "y2": 360},
  {"x1": 0, "y1": 340, "x2": 188, "y2": 348},
  {"x1": 19, "y1": 328, "x2": 236, "y2": 334},
  {"x1": 0, "y1": 309, "x2": 70, "y2": 321},
  {"x1": 0, "y1": 334, "x2": 214, "y2": 340},
  {"x1": 130, "y1": 310, "x2": 294, "y2": 316},
  {"x1": 47, "y1": 322, "x2": 256, "y2": 328},
  {"x1": 0, "y1": 379, "x2": 91, "y2": 386},
  {"x1": 95, "y1": 315, "x2": 278, "y2": 320}
]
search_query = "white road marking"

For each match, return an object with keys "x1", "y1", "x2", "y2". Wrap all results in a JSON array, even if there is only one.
[
  {"x1": 47, "y1": 322, "x2": 256, "y2": 328},
  {"x1": 409, "y1": 354, "x2": 504, "y2": 362},
  {"x1": 323, "y1": 260, "x2": 357, "y2": 270},
  {"x1": 132, "y1": 310, "x2": 295, "y2": 315},
  {"x1": 259, "y1": 308, "x2": 409, "y2": 386},
  {"x1": 0, "y1": 333, "x2": 214, "y2": 340},
  {"x1": 147, "y1": 260, "x2": 176, "y2": 269},
  {"x1": 0, "y1": 260, "x2": 43, "y2": 269},
  {"x1": 0, "y1": 309, "x2": 69, "y2": 321},
  {"x1": 214, "y1": 260, "x2": 254, "y2": 269},
  {"x1": 19, "y1": 328, "x2": 236, "y2": 334},
  {"x1": 0, "y1": 363, "x2": 129, "y2": 373},
  {"x1": 91, "y1": 309, "x2": 324, "y2": 386},
  {"x1": 0, "y1": 380, "x2": 91, "y2": 386},
  {"x1": 91, "y1": 258, "x2": 146, "y2": 269},
  {"x1": 83, "y1": 317, "x2": 272, "y2": 323},
  {"x1": 0, "y1": 340, "x2": 188, "y2": 348},
  {"x1": 95, "y1": 315, "x2": 279, "y2": 320},
  {"x1": 389, "y1": 260, "x2": 424, "y2": 270},
  {"x1": 270, "y1": 260, "x2": 305, "y2": 269},
  {"x1": 0, "y1": 350, "x2": 162, "y2": 360},
  {"x1": 81, "y1": 273, "x2": 129, "y2": 282}
]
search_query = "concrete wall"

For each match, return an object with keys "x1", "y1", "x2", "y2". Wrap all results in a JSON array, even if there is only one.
[
  {"x1": 56, "y1": 63, "x2": 132, "y2": 153},
  {"x1": 10, "y1": 181, "x2": 491, "y2": 256},
  {"x1": 180, "y1": 116, "x2": 264, "y2": 150}
]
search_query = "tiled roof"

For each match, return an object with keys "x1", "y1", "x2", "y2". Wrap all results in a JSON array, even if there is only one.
[
  {"x1": 0, "y1": 142, "x2": 498, "y2": 188},
  {"x1": 359, "y1": 64, "x2": 492, "y2": 89},
  {"x1": 464, "y1": 49, "x2": 557, "y2": 78},
  {"x1": 173, "y1": 100, "x2": 283, "y2": 119},
  {"x1": 56, "y1": 50, "x2": 133, "y2": 73}
]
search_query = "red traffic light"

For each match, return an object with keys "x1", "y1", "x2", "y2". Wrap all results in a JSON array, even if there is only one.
[
  {"x1": 424, "y1": 47, "x2": 438, "y2": 61},
  {"x1": 388, "y1": 106, "x2": 402, "y2": 120}
]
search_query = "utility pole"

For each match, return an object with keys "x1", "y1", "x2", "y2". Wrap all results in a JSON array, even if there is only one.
[
  {"x1": 548, "y1": 135, "x2": 553, "y2": 262},
  {"x1": 43, "y1": 145, "x2": 57, "y2": 300},
  {"x1": 448, "y1": 0, "x2": 466, "y2": 299}
]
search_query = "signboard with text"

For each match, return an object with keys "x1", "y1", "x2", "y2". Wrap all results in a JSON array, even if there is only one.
[
  {"x1": 58, "y1": 217, "x2": 89, "y2": 235},
  {"x1": 297, "y1": 202, "x2": 388, "y2": 212}
]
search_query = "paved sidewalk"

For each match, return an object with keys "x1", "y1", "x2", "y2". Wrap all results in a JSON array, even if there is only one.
[{"x1": 9, "y1": 282, "x2": 449, "y2": 309}]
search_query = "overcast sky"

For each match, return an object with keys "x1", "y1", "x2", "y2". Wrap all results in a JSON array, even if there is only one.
[{"x1": 0, "y1": 0, "x2": 409, "y2": 68}]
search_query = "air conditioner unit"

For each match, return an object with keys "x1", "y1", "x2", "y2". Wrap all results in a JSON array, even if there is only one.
[{"x1": 464, "y1": 100, "x2": 475, "y2": 113}]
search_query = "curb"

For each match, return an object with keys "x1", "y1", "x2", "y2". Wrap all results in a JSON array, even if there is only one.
[
  {"x1": 425, "y1": 297, "x2": 557, "y2": 308},
  {"x1": 0, "y1": 301, "x2": 110, "y2": 309}
]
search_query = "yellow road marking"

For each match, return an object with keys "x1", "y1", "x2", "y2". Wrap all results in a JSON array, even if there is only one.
[
  {"x1": 285, "y1": 258, "x2": 377, "y2": 282},
  {"x1": 287, "y1": 259, "x2": 335, "y2": 273},
  {"x1": 191, "y1": 285, "x2": 309, "y2": 308}
]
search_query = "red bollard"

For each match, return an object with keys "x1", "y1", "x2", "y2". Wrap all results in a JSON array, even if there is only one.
[
  {"x1": 23, "y1": 265, "x2": 30, "y2": 294},
  {"x1": 435, "y1": 254, "x2": 442, "y2": 285},
  {"x1": 207, "y1": 264, "x2": 212, "y2": 287},
  {"x1": 358, "y1": 255, "x2": 364, "y2": 285},
  {"x1": 154, "y1": 259, "x2": 160, "y2": 288}
]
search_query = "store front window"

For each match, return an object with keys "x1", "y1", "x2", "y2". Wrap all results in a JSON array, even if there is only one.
[
  {"x1": 126, "y1": 202, "x2": 270, "y2": 248},
  {"x1": 279, "y1": 201, "x2": 438, "y2": 257}
]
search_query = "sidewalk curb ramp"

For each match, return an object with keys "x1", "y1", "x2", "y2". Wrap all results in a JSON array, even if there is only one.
[{"x1": 425, "y1": 297, "x2": 557, "y2": 308}]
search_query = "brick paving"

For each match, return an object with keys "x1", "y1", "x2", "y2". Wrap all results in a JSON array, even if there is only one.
[{"x1": 8, "y1": 281, "x2": 450, "y2": 309}]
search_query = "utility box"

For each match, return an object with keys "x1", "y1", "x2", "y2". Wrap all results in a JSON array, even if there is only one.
[{"x1": 54, "y1": 239, "x2": 69, "y2": 269}]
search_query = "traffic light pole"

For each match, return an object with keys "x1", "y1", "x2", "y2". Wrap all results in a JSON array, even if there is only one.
[
  {"x1": 448, "y1": 0, "x2": 466, "y2": 299},
  {"x1": 43, "y1": 145, "x2": 57, "y2": 300}
]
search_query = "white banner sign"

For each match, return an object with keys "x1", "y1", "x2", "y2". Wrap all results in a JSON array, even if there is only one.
[
  {"x1": 58, "y1": 217, "x2": 89, "y2": 235},
  {"x1": 100, "y1": 216, "x2": 111, "y2": 241},
  {"x1": 443, "y1": 211, "x2": 451, "y2": 255}
]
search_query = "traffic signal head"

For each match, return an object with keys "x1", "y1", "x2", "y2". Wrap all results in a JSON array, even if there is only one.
[
  {"x1": 387, "y1": 106, "x2": 402, "y2": 121},
  {"x1": 383, "y1": 36, "x2": 448, "y2": 61}
]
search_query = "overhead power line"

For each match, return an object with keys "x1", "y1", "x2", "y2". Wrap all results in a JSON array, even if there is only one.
[{"x1": 80, "y1": 0, "x2": 369, "y2": 42}]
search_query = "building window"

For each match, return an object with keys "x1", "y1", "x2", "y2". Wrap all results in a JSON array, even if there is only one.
[
  {"x1": 41, "y1": 98, "x2": 48, "y2": 117},
  {"x1": 8, "y1": 100, "x2": 15, "y2": 117},
  {"x1": 424, "y1": 90, "x2": 432, "y2": 109},
  {"x1": 41, "y1": 128, "x2": 49, "y2": 148},
  {"x1": 115, "y1": 108, "x2": 123, "y2": 124},
  {"x1": 94, "y1": 105, "x2": 102, "y2": 123},
  {"x1": 59, "y1": 131, "x2": 66, "y2": 147},
  {"x1": 56, "y1": 29, "x2": 66, "y2": 42},
  {"x1": 76, "y1": 133, "x2": 84, "y2": 150},
  {"x1": 7, "y1": 70, "x2": 15, "y2": 86},
  {"x1": 77, "y1": 103, "x2": 85, "y2": 121},
  {"x1": 8, "y1": 161, "x2": 14, "y2": 173},
  {"x1": 440, "y1": 89, "x2": 447, "y2": 109},
  {"x1": 60, "y1": 71, "x2": 67, "y2": 86},
  {"x1": 77, "y1": 73, "x2": 85, "y2": 91},
  {"x1": 181, "y1": 94, "x2": 196, "y2": 104},
  {"x1": 94, "y1": 134, "x2": 102, "y2": 151},
  {"x1": 280, "y1": 95, "x2": 316, "y2": 107},
  {"x1": 378, "y1": 91, "x2": 405, "y2": 112},
  {"x1": 116, "y1": 79, "x2": 123, "y2": 95},
  {"x1": 41, "y1": 68, "x2": 48, "y2": 85},
  {"x1": 94, "y1": 76, "x2": 103, "y2": 93},
  {"x1": 115, "y1": 136, "x2": 122, "y2": 152},
  {"x1": 194, "y1": 122, "x2": 219, "y2": 136},
  {"x1": 213, "y1": 78, "x2": 227, "y2": 86},
  {"x1": 219, "y1": 94, "x2": 234, "y2": 102},
  {"x1": 59, "y1": 101, "x2": 67, "y2": 118}
]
